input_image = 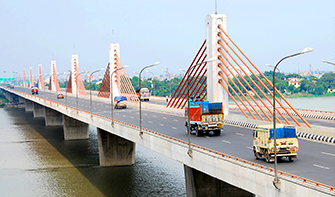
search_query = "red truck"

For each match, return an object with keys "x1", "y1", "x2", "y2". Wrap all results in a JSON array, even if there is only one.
[{"x1": 185, "y1": 101, "x2": 224, "y2": 136}]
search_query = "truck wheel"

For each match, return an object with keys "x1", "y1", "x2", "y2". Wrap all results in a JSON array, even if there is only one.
[
  {"x1": 195, "y1": 126, "x2": 203, "y2": 136},
  {"x1": 253, "y1": 149, "x2": 260, "y2": 160},
  {"x1": 289, "y1": 156, "x2": 296, "y2": 162},
  {"x1": 213, "y1": 129, "x2": 221, "y2": 136},
  {"x1": 265, "y1": 151, "x2": 270, "y2": 163}
]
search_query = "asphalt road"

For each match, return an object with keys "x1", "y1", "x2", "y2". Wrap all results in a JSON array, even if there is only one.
[{"x1": 12, "y1": 87, "x2": 335, "y2": 187}]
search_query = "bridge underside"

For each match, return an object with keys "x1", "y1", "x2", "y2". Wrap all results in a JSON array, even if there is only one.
[{"x1": 184, "y1": 165, "x2": 254, "y2": 197}]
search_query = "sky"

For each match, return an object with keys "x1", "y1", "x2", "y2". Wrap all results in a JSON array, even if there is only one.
[{"x1": 0, "y1": 0, "x2": 334, "y2": 79}]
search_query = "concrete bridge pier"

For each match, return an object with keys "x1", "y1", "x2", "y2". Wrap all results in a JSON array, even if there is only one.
[
  {"x1": 97, "y1": 128, "x2": 135, "y2": 166},
  {"x1": 4, "y1": 92, "x2": 14, "y2": 102},
  {"x1": 184, "y1": 165, "x2": 254, "y2": 197},
  {"x1": 45, "y1": 108, "x2": 63, "y2": 126},
  {"x1": 33, "y1": 103, "x2": 45, "y2": 118},
  {"x1": 24, "y1": 99, "x2": 34, "y2": 112},
  {"x1": 63, "y1": 115, "x2": 89, "y2": 140}
]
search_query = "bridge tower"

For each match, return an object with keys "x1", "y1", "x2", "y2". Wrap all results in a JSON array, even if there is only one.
[
  {"x1": 66, "y1": 55, "x2": 87, "y2": 95},
  {"x1": 29, "y1": 67, "x2": 33, "y2": 87},
  {"x1": 23, "y1": 69, "x2": 26, "y2": 87},
  {"x1": 109, "y1": 43, "x2": 121, "y2": 98},
  {"x1": 49, "y1": 60, "x2": 61, "y2": 92},
  {"x1": 206, "y1": 14, "x2": 229, "y2": 115},
  {"x1": 38, "y1": 64, "x2": 45, "y2": 90}
]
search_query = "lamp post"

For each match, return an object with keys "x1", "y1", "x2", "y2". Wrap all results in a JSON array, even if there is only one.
[
  {"x1": 266, "y1": 64, "x2": 281, "y2": 101},
  {"x1": 271, "y1": 47, "x2": 313, "y2": 190},
  {"x1": 185, "y1": 57, "x2": 216, "y2": 157},
  {"x1": 89, "y1": 68, "x2": 104, "y2": 118},
  {"x1": 146, "y1": 71, "x2": 156, "y2": 96},
  {"x1": 321, "y1": 59, "x2": 335, "y2": 66},
  {"x1": 76, "y1": 71, "x2": 89, "y2": 110},
  {"x1": 161, "y1": 69, "x2": 171, "y2": 98},
  {"x1": 139, "y1": 62, "x2": 160, "y2": 135},
  {"x1": 111, "y1": 66, "x2": 128, "y2": 127}
]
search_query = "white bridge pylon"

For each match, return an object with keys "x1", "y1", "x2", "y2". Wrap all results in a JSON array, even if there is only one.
[
  {"x1": 66, "y1": 55, "x2": 87, "y2": 96},
  {"x1": 109, "y1": 43, "x2": 121, "y2": 98},
  {"x1": 49, "y1": 60, "x2": 61, "y2": 92},
  {"x1": 206, "y1": 14, "x2": 229, "y2": 116}
]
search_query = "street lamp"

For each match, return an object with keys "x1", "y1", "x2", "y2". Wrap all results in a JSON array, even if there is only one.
[
  {"x1": 76, "y1": 71, "x2": 89, "y2": 110},
  {"x1": 111, "y1": 66, "x2": 128, "y2": 127},
  {"x1": 139, "y1": 62, "x2": 160, "y2": 135},
  {"x1": 266, "y1": 64, "x2": 281, "y2": 101},
  {"x1": 185, "y1": 57, "x2": 216, "y2": 158},
  {"x1": 161, "y1": 69, "x2": 171, "y2": 98},
  {"x1": 321, "y1": 59, "x2": 335, "y2": 66},
  {"x1": 146, "y1": 71, "x2": 156, "y2": 96},
  {"x1": 271, "y1": 47, "x2": 313, "y2": 190},
  {"x1": 90, "y1": 68, "x2": 104, "y2": 118}
]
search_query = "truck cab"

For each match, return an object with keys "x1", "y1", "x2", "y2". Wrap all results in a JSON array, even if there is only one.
[
  {"x1": 253, "y1": 124, "x2": 299, "y2": 162},
  {"x1": 185, "y1": 100, "x2": 224, "y2": 136}
]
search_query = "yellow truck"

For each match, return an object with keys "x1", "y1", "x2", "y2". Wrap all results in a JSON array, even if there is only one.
[{"x1": 253, "y1": 124, "x2": 299, "y2": 163}]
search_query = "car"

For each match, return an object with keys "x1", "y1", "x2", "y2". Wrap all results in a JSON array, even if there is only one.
[{"x1": 57, "y1": 94, "x2": 64, "y2": 99}]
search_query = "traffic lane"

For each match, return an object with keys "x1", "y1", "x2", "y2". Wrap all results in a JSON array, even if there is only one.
[
  {"x1": 111, "y1": 105, "x2": 335, "y2": 186},
  {"x1": 229, "y1": 110, "x2": 335, "y2": 128}
]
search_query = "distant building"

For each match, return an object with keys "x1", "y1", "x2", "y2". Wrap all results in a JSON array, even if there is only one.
[{"x1": 288, "y1": 77, "x2": 303, "y2": 88}]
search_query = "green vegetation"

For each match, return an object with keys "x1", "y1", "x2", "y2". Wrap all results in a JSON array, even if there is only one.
[
  {"x1": 57, "y1": 71, "x2": 335, "y2": 98},
  {"x1": 0, "y1": 92, "x2": 8, "y2": 106}
]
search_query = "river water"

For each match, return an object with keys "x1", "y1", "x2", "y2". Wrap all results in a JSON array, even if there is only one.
[
  {"x1": 0, "y1": 96, "x2": 333, "y2": 196},
  {"x1": 0, "y1": 108, "x2": 186, "y2": 196}
]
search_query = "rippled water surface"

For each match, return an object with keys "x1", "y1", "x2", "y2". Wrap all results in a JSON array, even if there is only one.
[{"x1": 0, "y1": 108, "x2": 186, "y2": 196}]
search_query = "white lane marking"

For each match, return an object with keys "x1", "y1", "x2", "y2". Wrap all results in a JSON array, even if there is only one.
[
  {"x1": 122, "y1": 115, "x2": 126, "y2": 117},
  {"x1": 205, "y1": 136, "x2": 210, "y2": 139},
  {"x1": 144, "y1": 113, "x2": 148, "y2": 116},
  {"x1": 313, "y1": 164, "x2": 330, "y2": 170},
  {"x1": 148, "y1": 121, "x2": 153, "y2": 124},
  {"x1": 236, "y1": 133, "x2": 244, "y2": 136},
  {"x1": 163, "y1": 117, "x2": 167, "y2": 119},
  {"x1": 246, "y1": 147, "x2": 253, "y2": 150},
  {"x1": 116, "y1": 113, "x2": 119, "y2": 115},
  {"x1": 172, "y1": 127, "x2": 177, "y2": 130},
  {"x1": 321, "y1": 152, "x2": 335, "y2": 157},
  {"x1": 130, "y1": 116, "x2": 134, "y2": 119},
  {"x1": 222, "y1": 140, "x2": 231, "y2": 144},
  {"x1": 159, "y1": 124, "x2": 164, "y2": 126},
  {"x1": 173, "y1": 119, "x2": 178, "y2": 122},
  {"x1": 153, "y1": 115, "x2": 157, "y2": 117}
]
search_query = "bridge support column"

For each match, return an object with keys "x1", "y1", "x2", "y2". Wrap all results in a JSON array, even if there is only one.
[
  {"x1": 63, "y1": 115, "x2": 89, "y2": 140},
  {"x1": 45, "y1": 108, "x2": 63, "y2": 126},
  {"x1": 97, "y1": 128, "x2": 135, "y2": 166},
  {"x1": 33, "y1": 103, "x2": 45, "y2": 118},
  {"x1": 184, "y1": 165, "x2": 254, "y2": 197},
  {"x1": 24, "y1": 99, "x2": 33, "y2": 112},
  {"x1": 19, "y1": 97, "x2": 25, "y2": 103},
  {"x1": 5, "y1": 93, "x2": 14, "y2": 102}
]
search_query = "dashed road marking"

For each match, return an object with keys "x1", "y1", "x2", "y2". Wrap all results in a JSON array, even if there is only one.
[
  {"x1": 313, "y1": 164, "x2": 330, "y2": 170},
  {"x1": 163, "y1": 117, "x2": 167, "y2": 119},
  {"x1": 173, "y1": 119, "x2": 178, "y2": 122},
  {"x1": 148, "y1": 121, "x2": 153, "y2": 124},
  {"x1": 172, "y1": 127, "x2": 177, "y2": 130},
  {"x1": 236, "y1": 133, "x2": 244, "y2": 136},
  {"x1": 153, "y1": 115, "x2": 157, "y2": 117},
  {"x1": 159, "y1": 124, "x2": 164, "y2": 126},
  {"x1": 222, "y1": 140, "x2": 231, "y2": 144},
  {"x1": 321, "y1": 152, "x2": 335, "y2": 157},
  {"x1": 246, "y1": 147, "x2": 253, "y2": 150}
]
